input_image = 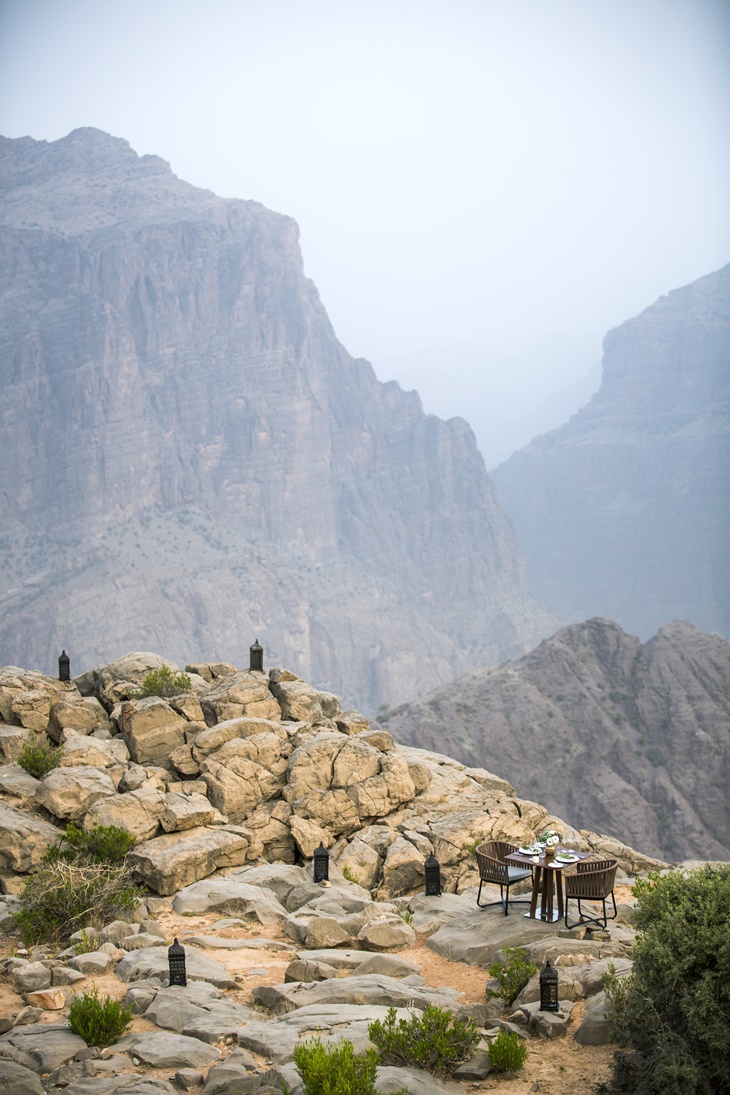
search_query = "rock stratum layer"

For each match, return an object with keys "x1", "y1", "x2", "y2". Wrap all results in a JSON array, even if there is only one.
[
  {"x1": 0, "y1": 128, "x2": 550, "y2": 712},
  {"x1": 492, "y1": 264, "x2": 730, "y2": 640},
  {"x1": 385, "y1": 618, "x2": 730, "y2": 863}
]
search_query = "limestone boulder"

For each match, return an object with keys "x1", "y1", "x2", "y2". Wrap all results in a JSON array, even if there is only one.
[
  {"x1": 332, "y1": 738, "x2": 382, "y2": 788},
  {"x1": 428, "y1": 807, "x2": 527, "y2": 867},
  {"x1": 0, "y1": 802, "x2": 60, "y2": 870},
  {"x1": 406, "y1": 761, "x2": 431, "y2": 795},
  {"x1": 0, "y1": 1059, "x2": 44, "y2": 1095},
  {"x1": 127, "y1": 825, "x2": 259, "y2": 895},
  {"x1": 357, "y1": 918, "x2": 417, "y2": 950},
  {"x1": 335, "y1": 836, "x2": 383, "y2": 890},
  {"x1": 160, "y1": 792, "x2": 217, "y2": 833},
  {"x1": 269, "y1": 676, "x2": 341, "y2": 724},
  {"x1": 574, "y1": 990, "x2": 616, "y2": 1045},
  {"x1": 244, "y1": 801, "x2": 297, "y2": 862},
  {"x1": 377, "y1": 836, "x2": 426, "y2": 898},
  {"x1": 336, "y1": 711, "x2": 370, "y2": 735},
  {"x1": 191, "y1": 717, "x2": 287, "y2": 762},
  {"x1": 35, "y1": 766, "x2": 116, "y2": 821},
  {"x1": 47, "y1": 695, "x2": 112, "y2": 742},
  {"x1": 346, "y1": 753, "x2": 415, "y2": 821},
  {"x1": 289, "y1": 816, "x2": 331, "y2": 858},
  {"x1": 168, "y1": 744, "x2": 201, "y2": 779},
  {"x1": 293, "y1": 789, "x2": 361, "y2": 837},
  {"x1": 57, "y1": 731, "x2": 129, "y2": 768},
  {"x1": 0, "y1": 726, "x2": 32, "y2": 763},
  {"x1": 119, "y1": 698, "x2": 188, "y2": 768},
  {"x1": 200, "y1": 671, "x2": 280, "y2": 726},
  {"x1": 286, "y1": 734, "x2": 346, "y2": 799},
  {"x1": 185, "y1": 661, "x2": 236, "y2": 683},
  {"x1": 0, "y1": 763, "x2": 40, "y2": 806},
  {"x1": 83, "y1": 788, "x2": 168, "y2": 840},
  {"x1": 200, "y1": 758, "x2": 263, "y2": 822},
  {"x1": 172, "y1": 875, "x2": 285, "y2": 917},
  {"x1": 75, "y1": 652, "x2": 178, "y2": 709},
  {"x1": 9, "y1": 691, "x2": 53, "y2": 732}
]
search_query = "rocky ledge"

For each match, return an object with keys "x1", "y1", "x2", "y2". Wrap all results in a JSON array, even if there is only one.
[{"x1": 0, "y1": 651, "x2": 680, "y2": 1094}]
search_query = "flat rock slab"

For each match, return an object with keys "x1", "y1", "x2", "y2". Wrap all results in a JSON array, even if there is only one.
[
  {"x1": 172, "y1": 877, "x2": 285, "y2": 916},
  {"x1": 426, "y1": 907, "x2": 567, "y2": 966},
  {"x1": 185, "y1": 935, "x2": 293, "y2": 951},
  {"x1": 253, "y1": 973, "x2": 461, "y2": 1016},
  {"x1": 116, "y1": 946, "x2": 237, "y2": 989},
  {"x1": 236, "y1": 1003, "x2": 417, "y2": 1063},
  {"x1": 0, "y1": 1023, "x2": 87, "y2": 1073},
  {"x1": 406, "y1": 893, "x2": 475, "y2": 937},
  {"x1": 62, "y1": 1080, "x2": 179, "y2": 1095},
  {"x1": 117, "y1": 1032, "x2": 220, "y2": 1069},
  {"x1": 377, "y1": 1065, "x2": 463, "y2": 1094},
  {"x1": 290, "y1": 947, "x2": 422, "y2": 978},
  {"x1": 0, "y1": 1059, "x2": 44, "y2": 1095}
]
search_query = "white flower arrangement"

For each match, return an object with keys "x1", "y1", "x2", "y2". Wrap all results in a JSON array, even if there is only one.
[{"x1": 538, "y1": 829, "x2": 561, "y2": 847}]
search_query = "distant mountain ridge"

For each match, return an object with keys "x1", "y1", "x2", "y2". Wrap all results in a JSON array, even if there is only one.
[
  {"x1": 384, "y1": 618, "x2": 730, "y2": 863},
  {"x1": 0, "y1": 128, "x2": 550, "y2": 711},
  {"x1": 492, "y1": 264, "x2": 730, "y2": 640}
]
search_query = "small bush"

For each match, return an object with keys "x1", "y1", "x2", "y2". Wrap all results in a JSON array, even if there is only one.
[
  {"x1": 45, "y1": 822, "x2": 136, "y2": 866},
  {"x1": 17, "y1": 732, "x2": 63, "y2": 779},
  {"x1": 342, "y1": 866, "x2": 361, "y2": 885},
  {"x1": 137, "y1": 665, "x2": 192, "y2": 698},
  {"x1": 293, "y1": 1037, "x2": 379, "y2": 1095},
  {"x1": 14, "y1": 860, "x2": 139, "y2": 945},
  {"x1": 72, "y1": 929, "x2": 97, "y2": 955},
  {"x1": 600, "y1": 865, "x2": 730, "y2": 1095},
  {"x1": 368, "y1": 1004, "x2": 480, "y2": 1077},
  {"x1": 487, "y1": 946, "x2": 538, "y2": 1005},
  {"x1": 68, "y1": 987, "x2": 132, "y2": 1046},
  {"x1": 488, "y1": 1029, "x2": 528, "y2": 1072}
]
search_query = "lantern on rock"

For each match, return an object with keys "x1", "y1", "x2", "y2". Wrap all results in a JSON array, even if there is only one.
[
  {"x1": 313, "y1": 842, "x2": 329, "y2": 883},
  {"x1": 539, "y1": 958, "x2": 559, "y2": 1011},
  {"x1": 168, "y1": 937, "x2": 187, "y2": 986},
  {"x1": 58, "y1": 650, "x2": 70, "y2": 682},
  {"x1": 249, "y1": 639, "x2": 264, "y2": 672},
  {"x1": 424, "y1": 853, "x2": 442, "y2": 896}
]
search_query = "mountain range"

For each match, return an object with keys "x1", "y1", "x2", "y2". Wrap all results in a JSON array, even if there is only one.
[
  {"x1": 0, "y1": 128, "x2": 550, "y2": 712},
  {"x1": 383, "y1": 617, "x2": 730, "y2": 863}
]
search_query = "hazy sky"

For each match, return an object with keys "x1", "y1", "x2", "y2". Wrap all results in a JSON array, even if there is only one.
[{"x1": 1, "y1": 0, "x2": 729, "y2": 464}]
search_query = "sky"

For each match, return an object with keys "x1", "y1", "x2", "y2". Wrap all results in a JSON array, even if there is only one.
[{"x1": 1, "y1": 0, "x2": 729, "y2": 465}]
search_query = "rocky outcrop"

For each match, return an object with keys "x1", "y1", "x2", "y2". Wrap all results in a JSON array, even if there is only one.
[
  {"x1": 492, "y1": 264, "x2": 730, "y2": 641},
  {"x1": 385, "y1": 618, "x2": 730, "y2": 862},
  {"x1": 0, "y1": 650, "x2": 664, "y2": 899},
  {"x1": 0, "y1": 127, "x2": 550, "y2": 712}
]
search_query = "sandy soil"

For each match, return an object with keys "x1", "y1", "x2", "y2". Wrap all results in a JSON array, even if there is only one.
[{"x1": 0, "y1": 899, "x2": 626, "y2": 1094}]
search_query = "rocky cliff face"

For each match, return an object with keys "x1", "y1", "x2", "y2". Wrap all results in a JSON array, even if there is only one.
[
  {"x1": 384, "y1": 618, "x2": 730, "y2": 863},
  {"x1": 492, "y1": 265, "x2": 730, "y2": 641},
  {"x1": 0, "y1": 129, "x2": 550, "y2": 710}
]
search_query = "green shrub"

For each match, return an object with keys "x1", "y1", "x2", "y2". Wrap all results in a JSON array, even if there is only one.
[
  {"x1": 137, "y1": 665, "x2": 192, "y2": 698},
  {"x1": 599, "y1": 865, "x2": 730, "y2": 1095},
  {"x1": 14, "y1": 860, "x2": 139, "y2": 945},
  {"x1": 68, "y1": 987, "x2": 133, "y2": 1046},
  {"x1": 45, "y1": 822, "x2": 136, "y2": 865},
  {"x1": 487, "y1": 1029, "x2": 528, "y2": 1072},
  {"x1": 72, "y1": 929, "x2": 97, "y2": 955},
  {"x1": 17, "y1": 732, "x2": 63, "y2": 779},
  {"x1": 341, "y1": 866, "x2": 361, "y2": 885},
  {"x1": 487, "y1": 946, "x2": 538, "y2": 1005},
  {"x1": 368, "y1": 1004, "x2": 480, "y2": 1077},
  {"x1": 293, "y1": 1037, "x2": 379, "y2": 1095}
]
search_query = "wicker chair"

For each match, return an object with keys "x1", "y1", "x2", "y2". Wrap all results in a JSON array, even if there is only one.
[
  {"x1": 564, "y1": 858, "x2": 619, "y2": 929},
  {"x1": 475, "y1": 840, "x2": 532, "y2": 915}
]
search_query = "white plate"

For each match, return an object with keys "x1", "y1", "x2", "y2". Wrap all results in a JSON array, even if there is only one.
[{"x1": 556, "y1": 853, "x2": 577, "y2": 862}]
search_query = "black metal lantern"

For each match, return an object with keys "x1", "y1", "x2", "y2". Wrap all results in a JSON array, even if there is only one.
[
  {"x1": 58, "y1": 650, "x2": 70, "y2": 682},
  {"x1": 313, "y1": 842, "x2": 329, "y2": 883},
  {"x1": 168, "y1": 937, "x2": 187, "y2": 986},
  {"x1": 424, "y1": 853, "x2": 442, "y2": 896},
  {"x1": 249, "y1": 639, "x2": 264, "y2": 672},
  {"x1": 539, "y1": 958, "x2": 559, "y2": 1011}
]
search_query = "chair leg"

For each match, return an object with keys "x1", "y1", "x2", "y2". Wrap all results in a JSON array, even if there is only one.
[{"x1": 565, "y1": 893, "x2": 617, "y2": 930}]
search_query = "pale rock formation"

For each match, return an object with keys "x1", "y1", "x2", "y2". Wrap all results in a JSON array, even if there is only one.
[{"x1": 35, "y1": 766, "x2": 117, "y2": 821}]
